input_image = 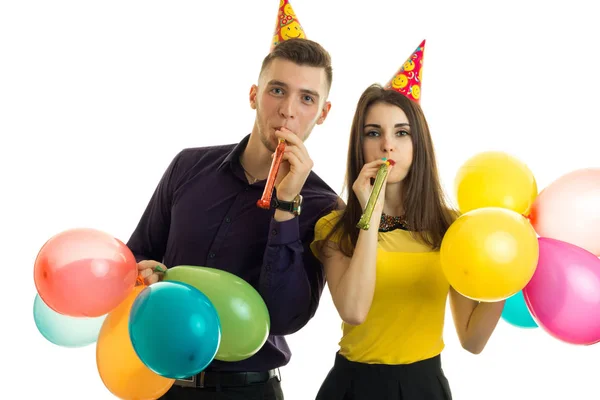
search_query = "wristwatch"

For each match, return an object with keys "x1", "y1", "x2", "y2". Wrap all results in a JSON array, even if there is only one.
[{"x1": 272, "y1": 194, "x2": 303, "y2": 216}]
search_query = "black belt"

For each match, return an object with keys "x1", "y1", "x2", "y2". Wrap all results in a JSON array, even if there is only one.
[{"x1": 174, "y1": 368, "x2": 280, "y2": 388}]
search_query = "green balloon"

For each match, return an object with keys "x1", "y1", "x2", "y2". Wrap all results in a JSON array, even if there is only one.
[{"x1": 164, "y1": 265, "x2": 270, "y2": 362}]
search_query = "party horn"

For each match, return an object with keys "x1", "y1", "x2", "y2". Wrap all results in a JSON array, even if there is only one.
[
  {"x1": 356, "y1": 159, "x2": 395, "y2": 230},
  {"x1": 257, "y1": 139, "x2": 286, "y2": 209}
]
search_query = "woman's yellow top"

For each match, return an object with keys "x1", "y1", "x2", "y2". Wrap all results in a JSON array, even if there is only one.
[{"x1": 311, "y1": 210, "x2": 450, "y2": 365}]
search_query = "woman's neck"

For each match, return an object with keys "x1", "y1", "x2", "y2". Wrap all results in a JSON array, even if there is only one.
[{"x1": 383, "y1": 182, "x2": 404, "y2": 216}]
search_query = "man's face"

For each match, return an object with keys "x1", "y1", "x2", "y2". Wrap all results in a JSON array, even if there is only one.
[{"x1": 249, "y1": 58, "x2": 331, "y2": 152}]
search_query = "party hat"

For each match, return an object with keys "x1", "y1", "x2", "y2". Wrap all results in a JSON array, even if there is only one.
[
  {"x1": 271, "y1": 0, "x2": 306, "y2": 52},
  {"x1": 384, "y1": 40, "x2": 426, "y2": 103}
]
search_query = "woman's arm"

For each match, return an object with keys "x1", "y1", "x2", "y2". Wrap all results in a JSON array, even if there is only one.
[
  {"x1": 449, "y1": 287, "x2": 506, "y2": 354},
  {"x1": 321, "y1": 158, "x2": 392, "y2": 325},
  {"x1": 321, "y1": 215, "x2": 380, "y2": 326}
]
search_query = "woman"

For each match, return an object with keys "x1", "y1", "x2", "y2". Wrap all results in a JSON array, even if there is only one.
[{"x1": 310, "y1": 84, "x2": 505, "y2": 399}]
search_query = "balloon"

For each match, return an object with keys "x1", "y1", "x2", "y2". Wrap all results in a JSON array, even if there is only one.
[
  {"x1": 164, "y1": 265, "x2": 270, "y2": 362},
  {"x1": 454, "y1": 151, "x2": 538, "y2": 215},
  {"x1": 529, "y1": 168, "x2": 600, "y2": 256},
  {"x1": 500, "y1": 291, "x2": 538, "y2": 329},
  {"x1": 33, "y1": 228, "x2": 138, "y2": 317},
  {"x1": 440, "y1": 207, "x2": 539, "y2": 302},
  {"x1": 129, "y1": 281, "x2": 221, "y2": 379},
  {"x1": 33, "y1": 294, "x2": 106, "y2": 347},
  {"x1": 523, "y1": 237, "x2": 600, "y2": 345},
  {"x1": 97, "y1": 285, "x2": 174, "y2": 400}
]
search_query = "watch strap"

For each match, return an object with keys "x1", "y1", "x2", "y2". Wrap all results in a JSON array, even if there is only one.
[
  {"x1": 272, "y1": 195, "x2": 302, "y2": 215},
  {"x1": 272, "y1": 197, "x2": 295, "y2": 212}
]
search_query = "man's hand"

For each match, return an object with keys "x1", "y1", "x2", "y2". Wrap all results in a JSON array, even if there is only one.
[
  {"x1": 137, "y1": 260, "x2": 166, "y2": 285},
  {"x1": 274, "y1": 127, "x2": 313, "y2": 202}
]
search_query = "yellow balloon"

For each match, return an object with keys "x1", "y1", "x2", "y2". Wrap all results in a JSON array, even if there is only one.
[
  {"x1": 96, "y1": 286, "x2": 174, "y2": 400},
  {"x1": 440, "y1": 207, "x2": 539, "y2": 302},
  {"x1": 454, "y1": 151, "x2": 538, "y2": 215}
]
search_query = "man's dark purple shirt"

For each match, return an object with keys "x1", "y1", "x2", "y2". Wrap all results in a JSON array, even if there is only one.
[{"x1": 126, "y1": 134, "x2": 339, "y2": 372}]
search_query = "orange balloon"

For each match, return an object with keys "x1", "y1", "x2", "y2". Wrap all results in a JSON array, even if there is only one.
[{"x1": 96, "y1": 285, "x2": 174, "y2": 400}]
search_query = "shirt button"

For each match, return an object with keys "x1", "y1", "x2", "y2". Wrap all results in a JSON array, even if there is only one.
[
  {"x1": 245, "y1": 187, "x2": 250, "y2": 191},
  {"x1": 271, "y1": 229, "x2": 278, "y2": 236},
  {"x1": 225, "y1": 216, "x2": 231, "y2": 223},
  {"x1": 209, "y1": 252, "x2": 216, "y2": 259}
]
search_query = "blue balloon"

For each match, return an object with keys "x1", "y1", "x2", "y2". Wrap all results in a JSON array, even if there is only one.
[
  {"x1": 501, "y1": 290, "x2": 538, "y2": 328},
  {"x1": 128, "y1": 281, "x2": 221, "y2": 379},
  {"x1": 33, "y1": 294, "x2": 106, "y2": 347}
]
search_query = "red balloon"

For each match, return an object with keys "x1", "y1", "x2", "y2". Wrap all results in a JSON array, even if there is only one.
[{"x1": 34, "y1": 228, "x2": 138, "y2": 317}]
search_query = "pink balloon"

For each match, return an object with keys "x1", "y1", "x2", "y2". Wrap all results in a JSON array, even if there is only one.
[
  {"x1": 529, "y1": 168, "x2": 600, "y2": 256},
  {"x1": 34, "y1": 228, "x2": 138, "y2": 317},
  {"x1": 523, "y1": 237, "x2": 600, "y2": 345}
]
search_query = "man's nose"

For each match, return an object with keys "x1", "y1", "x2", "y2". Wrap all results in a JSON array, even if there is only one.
[{"x1": 279, "y1": 97, "x2": 296, "y2": 120}]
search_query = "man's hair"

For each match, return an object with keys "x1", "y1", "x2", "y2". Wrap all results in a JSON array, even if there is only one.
[{"x1": 259, "y1": 38, "x2": 333, "y2": 93}]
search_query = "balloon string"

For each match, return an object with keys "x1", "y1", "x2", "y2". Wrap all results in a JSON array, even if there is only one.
[{"x1": 135, "y1": 275, "x2": 146, "y2": 286}]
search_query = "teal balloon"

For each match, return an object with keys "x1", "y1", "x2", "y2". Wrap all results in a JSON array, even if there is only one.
[
  {"x1": 128, "y1": 281, "x2": 221, "y2": 379},
  {"x1": 164, "y1": 265, "x2": 270, "y2": 362},
  {"x1": 501, "y1": 290, "x2": 538, "y2": 328},
  {"x1": 33, "y1": 294, "x2": 106, "y2": 347}
]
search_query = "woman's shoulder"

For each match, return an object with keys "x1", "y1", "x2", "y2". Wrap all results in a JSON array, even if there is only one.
[
  {"x1": 313, "y1": 205, "x2": 347, "y2": 248},
  {"x1": 315, "y1": 209, "x2": 344, "y2": 235},
  {"x1": 318, "y1": 208, "x2": 344, "y2": 225}
]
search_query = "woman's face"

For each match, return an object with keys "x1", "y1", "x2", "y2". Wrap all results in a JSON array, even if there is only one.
[{"x1": 361, "y1": 102, "x2": 414, "y2": 184}]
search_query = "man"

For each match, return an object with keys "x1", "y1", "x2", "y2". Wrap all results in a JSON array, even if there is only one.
[{"x1": 126, "y1": 3, "x2": 340, "y2": 399}]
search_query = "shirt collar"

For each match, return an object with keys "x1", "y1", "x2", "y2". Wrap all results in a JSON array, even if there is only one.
[{"x1": 217, "y1": 133, "x2": 251, "y2": 172}]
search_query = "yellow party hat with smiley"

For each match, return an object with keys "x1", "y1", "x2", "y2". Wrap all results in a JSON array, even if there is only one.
[
  {"x1": 270, "y1": 0, "x2": 307, "y2": 52},
  {"x1": 384, "y1": 40, "x2": 426, "y2": 103}
]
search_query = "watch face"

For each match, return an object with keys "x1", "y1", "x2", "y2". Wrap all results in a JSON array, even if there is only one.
[{"x1": 294, "y1": 195, "x2": 303, "y2": 215}]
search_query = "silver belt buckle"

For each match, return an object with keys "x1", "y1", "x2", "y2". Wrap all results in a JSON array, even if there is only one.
[
  {"x1": 174, "y1": 372, "x2": 205, "y2": 388},
  {"x1": 174, "y1": 376, "x2": 195, "y2": 387}
]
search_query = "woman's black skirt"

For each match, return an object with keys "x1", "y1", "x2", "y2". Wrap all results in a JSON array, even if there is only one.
[{"x1": 315, "y1": 352, "x2": 453, "y2": 400}]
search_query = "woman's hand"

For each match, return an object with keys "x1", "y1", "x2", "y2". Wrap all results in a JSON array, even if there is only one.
[{"x1": 352, "y1": 159, "x2": 392, "y2": 212}]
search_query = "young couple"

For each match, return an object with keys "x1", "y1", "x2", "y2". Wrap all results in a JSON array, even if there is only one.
[{"x1": 129, "y1": 36, "x2": 505, "y2": 400}]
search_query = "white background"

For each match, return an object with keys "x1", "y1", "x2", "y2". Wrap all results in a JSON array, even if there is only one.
[{"x1": 2, "y1": 0, "x2": 599, "y2": 399}]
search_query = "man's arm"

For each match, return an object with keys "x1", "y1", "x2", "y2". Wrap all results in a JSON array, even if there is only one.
[
  {"x1": 257, "y1": 127, "x2": 337, "y2": 335},
  {"x1": 258, "y1": 213, "x2": 327, "y2": 336},
  {"x1": 126, "y1": 151, "x2": 183, "y2": 264}
]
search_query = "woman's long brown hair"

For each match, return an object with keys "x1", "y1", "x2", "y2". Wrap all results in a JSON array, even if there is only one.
[{"x1": 319, "y1": 84, "x2": 457, "y2": 258}]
